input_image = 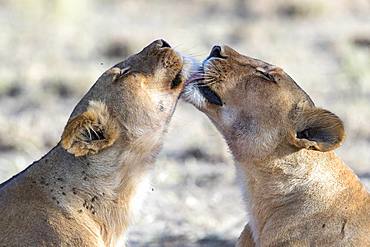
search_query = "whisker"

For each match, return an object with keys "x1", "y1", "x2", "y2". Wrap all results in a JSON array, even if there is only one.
[
  {"x1": 197, "y1": 81, "x2": 217, "y2": 87},
  {"x1": 193, "y1": 77, "x2": 217, "y2": 86},
  {"x1": 185, "y1": 53, "x2": 207, "y2": 58}
]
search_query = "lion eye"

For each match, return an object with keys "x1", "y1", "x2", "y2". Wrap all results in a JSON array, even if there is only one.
[
  {"x1": 119, "y1": 67, "x2": 131, "y2": 77},
  {"x1": 256, "y1": 67, "x2": 276, "y2": 83},
  {"x1": 110, "y1": 66, "x2": 132, "y2": 83}
]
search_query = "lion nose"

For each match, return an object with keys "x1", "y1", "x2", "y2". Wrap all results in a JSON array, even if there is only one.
[{"x1": 208, "y1": 45, "x2": 227, "y2": 59}]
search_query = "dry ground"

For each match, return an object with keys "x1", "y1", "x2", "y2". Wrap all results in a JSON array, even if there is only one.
[{"x1": 0, "y1": 0, "x2": 369, "y2": 246}]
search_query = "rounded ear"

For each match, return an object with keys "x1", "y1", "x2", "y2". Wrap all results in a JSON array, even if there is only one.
[
  {"x1": 288, "y1": 107, "x2": 345, "y2": 152},
  {"x1": 61, "y1": 101, "x2": 120, "y2": 157}
]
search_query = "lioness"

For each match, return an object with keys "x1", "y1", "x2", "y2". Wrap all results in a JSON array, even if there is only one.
[
  {"x1": 183, "y1": 45, "x2": 370, "y2": 246},
  {"x1": 0, "y1": 39, "x2": 187, "y2": 247}
]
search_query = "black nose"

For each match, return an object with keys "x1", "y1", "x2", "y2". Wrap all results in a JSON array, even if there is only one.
[
  {"x1": 159, "y1": 39, "x2": 171, "y2": 48},
  {"x1": 208, "y1": 45, "x2": 226, "y2": 59}
]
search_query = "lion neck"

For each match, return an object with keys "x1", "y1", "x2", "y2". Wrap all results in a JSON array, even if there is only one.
[
  {"x1": 80, "y1": 132, "x2": 162, "y2": 246},
  {"x1": 236, "y1": 147, "x2": 366, "y2": 245},
  {"x1": 30, "y1": 129, "x2": 162, "y2": 246}
]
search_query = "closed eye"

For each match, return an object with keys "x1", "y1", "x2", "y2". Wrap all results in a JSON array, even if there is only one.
[
  {"x1": 256, "y1": 67, "x2": 276, "y2": 83},
  {"x1": 119, "y1": 67, "x2": 131, "y2": 77}
]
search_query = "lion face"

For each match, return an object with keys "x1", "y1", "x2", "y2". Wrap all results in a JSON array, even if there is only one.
[
  {"x1": 110, "y1": 39, "x2": 185, "y2": 128},
  {"x1": 183, "y1": 45, "x2": 344, "y2": 162},
  {"x1": 62, "y1": 39, "x2": 187, "y2": 156}
]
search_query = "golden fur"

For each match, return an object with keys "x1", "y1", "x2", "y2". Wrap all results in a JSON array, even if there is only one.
[
  {"x1": 61, "y1": 101, "x2": 120, "y2": 157},
  {"x1": 183, "y1": 45, "x2": 370, "y2": 246},
  {"x1": 0, "y1": 39, "x2": 187, "y2": 247}
]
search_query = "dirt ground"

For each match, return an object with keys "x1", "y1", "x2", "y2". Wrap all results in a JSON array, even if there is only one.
[{"x1": 0, "y1": 0, "x2": 369, "y2": 246}]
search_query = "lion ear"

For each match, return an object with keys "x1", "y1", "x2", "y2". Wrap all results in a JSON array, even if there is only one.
[
  {"x1": 61, "y1": 101, "x2": 120, "y2": 157},
  {"x1": 288, "y1": 107, "x2": 345, "y2": 152}
]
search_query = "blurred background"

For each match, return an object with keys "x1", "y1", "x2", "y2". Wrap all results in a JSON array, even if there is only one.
[{"x1": 0, "y1": 0, "x2": 369, "y2": 246}]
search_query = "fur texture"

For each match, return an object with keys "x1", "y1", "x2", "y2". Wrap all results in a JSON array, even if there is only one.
[
  {"x1": 183, "y1": 45, "x2": 370, "y2": 246},
  {"x1": 0, "y1": 39, "x2": 187, "y2": 247}
]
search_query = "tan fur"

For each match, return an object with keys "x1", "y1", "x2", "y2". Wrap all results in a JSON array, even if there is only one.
[
  {"x1": 0, "y1": 40, "x2": 187, "y2": 247},
  {"x1": 184, "y1": 45, "x2": 370, "y2": 246},
  {"x1": 61, "y1": 101, "x2": 120, "y2": 157}
]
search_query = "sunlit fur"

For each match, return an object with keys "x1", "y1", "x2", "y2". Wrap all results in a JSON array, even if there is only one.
[
  {"x1": 183, "y1": 45, "x2": 370, "y2": 246},
  {"x1": 0, "y1": 40, "x2": 188, "y2": 247},
  {"x1": 61, "y1": 100, "x2": 120, "y2": 157}
]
